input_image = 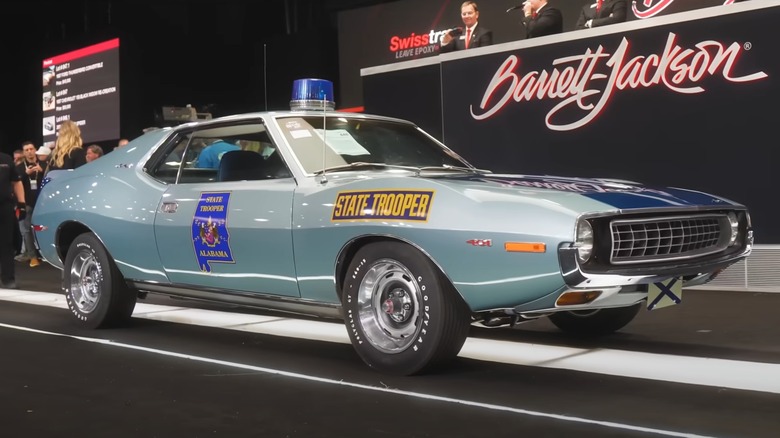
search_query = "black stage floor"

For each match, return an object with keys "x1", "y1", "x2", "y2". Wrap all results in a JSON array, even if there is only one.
[{"x1": 2, "y1": 261, "x2": 779, "y2": 438}]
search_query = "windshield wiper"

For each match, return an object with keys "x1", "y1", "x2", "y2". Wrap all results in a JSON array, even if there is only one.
[
  {"x1": 313, "y1": 162, "x2": 421, "y2": 175},
  {"x1": 419, "y1": 164, "x2": 490, "y2": 174}
]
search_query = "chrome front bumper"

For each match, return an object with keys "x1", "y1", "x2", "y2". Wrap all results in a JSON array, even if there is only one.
[{"x1": 558, "y1": 232, "x2": 753, "y2": 289}]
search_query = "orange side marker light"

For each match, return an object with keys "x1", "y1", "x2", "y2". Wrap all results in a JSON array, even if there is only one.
[{"x1": 504, "y1": 242, "x2": 546, "y2": 253}]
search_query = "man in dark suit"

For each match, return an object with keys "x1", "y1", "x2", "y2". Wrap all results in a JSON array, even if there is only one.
[
  {"x1": 575, "y1": 0, "x2": 627, "y2": 30},
  {"x1": 0, "y1": 150, "x2": 26, "y2": 289},
  {"x1": 523, "y1": 0, "x2": 563, "y2": 39},
  {"x1": 440, "y1": 1, "x2": 493, "y2": 53}
]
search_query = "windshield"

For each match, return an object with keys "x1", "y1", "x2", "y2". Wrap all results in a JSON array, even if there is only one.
[{"x1": 274, "y1": 116, "x2": 472, "y2": 174}]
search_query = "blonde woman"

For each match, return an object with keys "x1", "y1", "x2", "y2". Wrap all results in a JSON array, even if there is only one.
[{"x1": 46, "y1": 120, "x2": 87, "y2": 173}]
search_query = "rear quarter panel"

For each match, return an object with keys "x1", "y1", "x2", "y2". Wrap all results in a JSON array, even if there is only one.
[{"x1": 33, "y1": 132, "x2": 170, "y2": 283}]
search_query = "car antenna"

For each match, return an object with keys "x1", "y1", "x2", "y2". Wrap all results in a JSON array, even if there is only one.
[
  {"x1": 263, "y1": 44, "x2": 268, "y2": 111},
  {"x1": 321, "y1": 92, "x2": 328, "y2": 183}
]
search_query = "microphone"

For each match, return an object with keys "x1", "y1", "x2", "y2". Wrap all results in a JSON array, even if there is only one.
[{"x1": 506, "y1": 5, "x2": 523, "y2": 12}]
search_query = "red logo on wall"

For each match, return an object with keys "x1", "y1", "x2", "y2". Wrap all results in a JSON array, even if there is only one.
[
  {"x1": 389, "y1": 29, "x2": 451, "y2": 60},
  {"x1": 632, "y1": 0, "x2": 735, "y2": 19},
  {"x1": 470, "y1": 32, "x2": 767, "y2": 131}
]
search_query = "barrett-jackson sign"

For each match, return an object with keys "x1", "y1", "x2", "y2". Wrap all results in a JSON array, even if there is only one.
[
  {"x1": 363, "y1": 3, "x2": 778, "y2": 241},
  {"x1": 342, "y1": 0, "x2": 746, "y2": 107},
  {"x1": 630, "y1": 0, "x2": 737, "y2": 19},
  {"x1": 471, "y1": 32, "x2": 768, "y2": 131}
]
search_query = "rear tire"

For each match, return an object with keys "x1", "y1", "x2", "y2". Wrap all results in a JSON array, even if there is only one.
[
  {"x1": 548, "y1": 304, "x2": 642, "y2": 336},
  {"x1": 63, "y1": 233, "x2": 136, "y2": 329},
  {"x1": 342, "y1": 241, "x2": 470, "y2": 375}
]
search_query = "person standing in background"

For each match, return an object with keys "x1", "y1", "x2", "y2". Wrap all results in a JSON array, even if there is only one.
[
  {"x1": 575, "y1": 0, "x2": 627, "y2": 29},
  {"x1": 117, "y1": 138, "x2": 129, "y2": 148},
  {"x1": 11, "y1": 149, "x2": 25, "y2": 259},
  {"x1": 0, "y1": 150, "x2": 26, "y2": 288},
  {"x1": 195, "y1": 139, "x2": 240, "y2": 169},
  {"x1": 440, "y1": 1, "x2": 493, "y2": 53},
  {"x1": 45, "y1": 120, "x2": 87, "y2": 174},
  {"x1": 15, "y1": 141, "x2": 43, "y2": 267},
  {"x1": 13, "y1": 149, "x2": 23, "y2": 166},
  {"x1": 523, "y1": 0, "x2": 563, "y2": 39},
  {"x1": 36, "y1": 145, "x2": 51, "y2": 163},
  {"x1": 86, "y1": 144, "x2": 104, "y2": 162}
]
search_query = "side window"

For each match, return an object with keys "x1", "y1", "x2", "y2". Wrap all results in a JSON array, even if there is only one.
[
  {"x1": 182, "y1": 139, "x2": 206, "y2": 169},
  {"x1": 146, "y1": 122, "x2": 292, "y2": 184},
  {"x1": 147, "y1": 134, "x2": 192, "y2": 184},
  {"x1": 216, "y1": 147, "x2": 292, "y2": 182},
  {"x1": 192, "y1": 139, "x2": 240, "y2": 170}
]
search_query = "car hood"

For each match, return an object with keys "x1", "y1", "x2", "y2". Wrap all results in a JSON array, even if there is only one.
[{"x1": 434, "y1": 173, "x2": 741, "y2": 210}]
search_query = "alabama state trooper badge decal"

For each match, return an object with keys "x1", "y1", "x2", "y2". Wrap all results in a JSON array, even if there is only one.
[{"x1": 192, "y1": 192, "x2": 234, "y2": 272}]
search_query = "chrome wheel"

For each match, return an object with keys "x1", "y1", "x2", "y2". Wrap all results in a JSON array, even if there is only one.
[
  {"x1": 357, "y1": 259, "x2": 422, "y2": 354},
  {"x1": 343, "y1": 241, "x2": 471, "y2": 375},
  {"x1": 63, "y1": 233, "x2": 136, "y2": 329},
  {"x1": 68, "y1": 249, "x2": 103, "y2": 314}
]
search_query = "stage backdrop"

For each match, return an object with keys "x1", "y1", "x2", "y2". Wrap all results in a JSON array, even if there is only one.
[
  {"x1": 362, "y1": 1, "x2": 778, "y2": 243},
  {"x1": 338, "y1": 0, "x2": 738, "y2": 108}
]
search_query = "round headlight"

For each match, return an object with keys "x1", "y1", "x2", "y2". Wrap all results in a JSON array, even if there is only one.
[
  {"x1": 575, "y1": 220, "x2": 594, "y2": 263},
  {"x1": 727, "y1": 212, "x2": 739, "y2": 246}
]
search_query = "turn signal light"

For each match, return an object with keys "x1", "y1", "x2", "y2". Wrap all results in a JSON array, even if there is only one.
[
  {"x1": 504, "y1": 242, "x2": 546, "y2": 253},
  {"x1": 556, "y1": 290, "x2": 602, "y2": 306}
]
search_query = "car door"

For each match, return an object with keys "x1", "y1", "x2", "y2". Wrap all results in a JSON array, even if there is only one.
[{"x1": 150, "y1": 122, "x2": 300, "y2": 297}]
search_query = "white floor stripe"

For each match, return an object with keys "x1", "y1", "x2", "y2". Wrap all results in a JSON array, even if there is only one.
[
  {"x1": 459, "y1": 339, "x2": 780, "y2": 394},
  {"x1": 3, "y1": 289, "x2": 780, "y2": 395},
  {"x1": 0, "y1": 321, "x2": 719, "y2": 438}
]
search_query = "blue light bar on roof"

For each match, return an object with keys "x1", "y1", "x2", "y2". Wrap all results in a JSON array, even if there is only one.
[{"x1": 290, "y1": 78, "x2": 335, "y2": 111}]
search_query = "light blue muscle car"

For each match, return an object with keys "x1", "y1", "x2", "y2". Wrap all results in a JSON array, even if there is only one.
[{"x1": 32, "y1": 82, "x2": 752, "y2": 375}]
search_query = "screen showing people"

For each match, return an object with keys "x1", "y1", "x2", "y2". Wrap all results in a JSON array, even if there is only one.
[{"x1": 41, "y1": 38, "x2": 120, "y2": 144}]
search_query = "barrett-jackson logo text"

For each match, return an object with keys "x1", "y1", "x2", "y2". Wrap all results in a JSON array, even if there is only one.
[
  {"x1": 632, "y1": 0, "x2": 735, "y2": 19},
  {"x1": 471, "y1": 32, "x2": 768, "y2": 131}
]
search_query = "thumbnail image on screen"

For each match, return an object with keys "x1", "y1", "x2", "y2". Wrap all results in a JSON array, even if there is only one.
[{"x1": 41, "y1": 38, "x2": 120, "y2": 143}]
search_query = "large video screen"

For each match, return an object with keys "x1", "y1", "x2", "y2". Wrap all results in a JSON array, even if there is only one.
[{"x1": 42, "y1": 38, "x2": 120, "y2": 145}]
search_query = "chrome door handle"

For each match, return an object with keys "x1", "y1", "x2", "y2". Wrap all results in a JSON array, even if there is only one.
[{"x1": 161, "y1": 202, "x2": 178, "y2": 213}]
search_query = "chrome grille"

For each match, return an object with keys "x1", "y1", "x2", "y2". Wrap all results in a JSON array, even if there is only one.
[{"x1": 610, "y1": 215, "x2": 726, "y2": 264}]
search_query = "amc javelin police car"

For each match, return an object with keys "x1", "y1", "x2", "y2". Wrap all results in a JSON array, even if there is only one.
[{"x1": 32, "y1": 79, "x2": 752, "y2": 375}]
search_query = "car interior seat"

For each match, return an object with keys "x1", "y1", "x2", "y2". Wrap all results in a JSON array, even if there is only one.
[{"x1": 217, "y1": 150, "x2": 291, "y2": 181}]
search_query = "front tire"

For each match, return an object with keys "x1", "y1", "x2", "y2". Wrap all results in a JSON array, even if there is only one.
[
  {"x1": 342, "y1": 241, "x2": 470, "y2": 375},
  {"x1": 548, "y1": 304, "x2": 642, "y2": 336},
  {"x1": 63, "y1": 233, "x2": 136, "y2": 329}
]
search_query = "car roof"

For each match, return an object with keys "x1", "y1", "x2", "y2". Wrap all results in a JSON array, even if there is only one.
[{"x1": 170, "y1": 110, "x2": 416, "y2": 133}]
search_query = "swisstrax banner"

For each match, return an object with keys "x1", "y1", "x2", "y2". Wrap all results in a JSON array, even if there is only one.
[
  {"x1": 338, "y1": 0, "x2": 739, "y2": 108},
  {"x1": 363, "y1": 2, "x2": 778, "y2": 242}
]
